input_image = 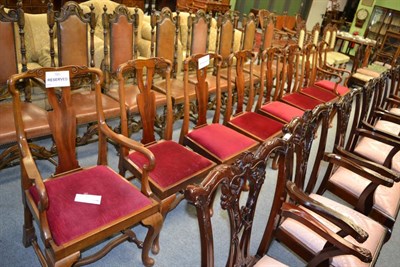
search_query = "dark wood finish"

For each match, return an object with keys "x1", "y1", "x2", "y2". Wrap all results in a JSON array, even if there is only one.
[
  {"x1": 193, "y1": 0, "x2": 230, "y2": 14},
  {"x1": 155, "y1": 0, "x2": 176, "y2": 11},
  {"x1": 185, "y1": 123, "x2": 374, "y2": 266},
  {"x1": 9, "y1": 65, "x2": 162, "y2": 267},
  {"x1": 257, "y1": 104, "x2": 385, "y2": 265}
]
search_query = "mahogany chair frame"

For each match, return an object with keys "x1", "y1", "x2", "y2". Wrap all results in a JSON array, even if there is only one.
[
  {"x1": 115, "y1": 57, "x2": 216, "y2": 249},
  {"x1": 257, "y1": 105, "x2": 387, "y2": 266},
  {"x1": 180, "y1": 52, "x2": 259, "y2": 164},
  {"x1": 10, "y1": 65, "x2": 163, "y2": 267}
]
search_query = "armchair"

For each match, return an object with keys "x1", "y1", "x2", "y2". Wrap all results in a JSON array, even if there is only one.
[{"x1": 9, "y1": 65, "x2": 162, "y2": 267}]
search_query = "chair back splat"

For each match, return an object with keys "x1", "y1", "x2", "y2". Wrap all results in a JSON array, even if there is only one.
[{"x1": 9, "y1": 65, "x2": 163, "y2": 267}]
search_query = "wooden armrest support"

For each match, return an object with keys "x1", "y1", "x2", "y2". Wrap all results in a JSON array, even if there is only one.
[
  {"x1": 281, "y1": 202, "x2": 372, "y2": 263},
  {"x1": 355, "y1": 128, "x2": 400, "y2": 148},
  {"x1": 286, "y1": 181, "x2": 369, "y2": 243},
  {"x1": 335, "y1": 146, "x2": 400, "y2": 182},
  {"x1": 361, "y1": 121, "x2": 400, "y2": 141},
  {"x1": 323, "y1": 152, "x2": 394, "y2": 186}
]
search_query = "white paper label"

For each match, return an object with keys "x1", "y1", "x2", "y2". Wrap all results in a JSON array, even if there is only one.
[
  {"x1": 74, "y1": 193, "x2": 102, "y2": 205},
  {"x1": 198, "y1": 54, "x2": 210, "y2": 70},
  {"x1": 45, "y1": 71, "x2": 70, "y2": 88}
]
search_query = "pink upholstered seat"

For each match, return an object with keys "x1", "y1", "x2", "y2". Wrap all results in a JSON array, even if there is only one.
[
  {"x1": 186, "y1": 123, "x2": 258, "y2": 162},
  {"x1": 127, "y1": 140, "x2": 215, "y2": 196},
  {"x1": 282, "y1": 93, "x2": 323, "y2": 110},
  {"x1": 389, "y1": 107, "x2": 400, "y2": 116},
  {"x1": 374, "y1": 120, "x2": 400, "y2": 135},
  {"x1": 260, "y1": 101, "x2": 304, "y2": 123},
  {"x1": 329, "y1": 167, "x2": 400, "y2": 218},
  {"x1": 314, "y1": 80, "x2": 350, "y2": 96},
  {"x1": 254, "y1": 256, "x2": 288, "y2": 267},
  {"x1": 228, "y1": 112, "x2": 283, "y2": 141},
  {"x1": 29, "y1": 166, "x2": 153, "y2": 246},
  {"x1": 281, "y1": 194, "x2": 386, "y2": 267},
  {"x1": 354, "y1": 137, "x2": 400, "y2": 172}
]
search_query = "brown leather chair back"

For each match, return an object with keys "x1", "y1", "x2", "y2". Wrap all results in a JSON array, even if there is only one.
[
  {"x1": 217, "y1": 11, "x2": 234, "y2": 61},
  {"x1": 240, "y1": 13, "x2": 256, "y2": 51},
  {"x1": 48, "y1": 2, "x2": 95, "y2": 67},
  {"x1": 189, "y1": 9, "x2": 209, "y2": 55}
]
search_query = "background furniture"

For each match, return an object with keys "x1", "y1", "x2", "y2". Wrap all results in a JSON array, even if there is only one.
[{"x1": 364, "y1": 6, "x2": 400, "y2": 42}]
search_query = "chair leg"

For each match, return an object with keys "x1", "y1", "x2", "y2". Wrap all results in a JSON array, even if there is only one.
[
  {"x1": 46, "y1": 250, "x2": 80, "y2": 267},
  {"x1": 141, "y1": 212, "x2": 163, "y2": 267},
  {"x1": 22, "y1": 209, "x2": 36, "y2": 248}
]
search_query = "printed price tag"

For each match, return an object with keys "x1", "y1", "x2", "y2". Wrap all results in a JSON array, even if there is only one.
[
  {"x1": 45, "y1": 71, "x2": 70, "y2": 88},
  {"x1": 198, "y1": 54, "x2": 210, "y2": 70},
  {"x1": 74, "y1": 193, "x2": 102, "y2": 205}
]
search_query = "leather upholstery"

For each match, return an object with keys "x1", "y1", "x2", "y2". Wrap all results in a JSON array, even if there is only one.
[
  {"x1": 0, "y1": 21, "x2": 18, "y2": 83},
  {"x1": 110, "y1": 15, "x2": 134, "y2": 72}
]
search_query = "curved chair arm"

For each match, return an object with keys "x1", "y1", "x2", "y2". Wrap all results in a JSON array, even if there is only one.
[
  {"x1": 323, "y1": 152, "x2": 394, "y2": 186},
  {"x1": 335, "y1": 146, "x2": 400, "y2": 182},
  {"x1": 286, "y1": 181, "x2": 369, "y2": 243},
  {"x1": 281, "y1": 202, "x2": 372, "y2": 264}
]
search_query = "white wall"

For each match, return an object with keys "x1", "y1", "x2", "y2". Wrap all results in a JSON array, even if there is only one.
[{"x1": 306, "y1": 0, "x2": 330, "y2": 29}]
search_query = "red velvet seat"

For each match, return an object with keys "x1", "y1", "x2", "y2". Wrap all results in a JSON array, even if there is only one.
[
  {"x1": 127, "y1": 140, "x2": 214, "y2": 198},
  {"x1": 117, "y1": 58, "x2": 216, "y2": 250},
  {"x1": 282, "y1": 92, "x2": 324, "y2": 110},
  {"x1": 259, "y1": 101, "x2": 304, "y2": 123},
  {"x1": 29, "y1": 166, "x2": 154, "y2": 246},
  {"x1": 300, "y1": 86, "x2": 338, "y2": 102},
  {"x1": 186, "y1": 123, "x2": 258, "y2": 162},
  {"x1": 11, "y1": 65, "x2": 163, "y2": 267},
  {"x1": 314, "y1": 80, "x2": 350, "y2": 96}
]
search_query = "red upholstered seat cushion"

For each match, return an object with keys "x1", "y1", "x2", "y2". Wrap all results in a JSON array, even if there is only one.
[
  {"x1": 314, "y1": 80, "x2": 350, "y2": 96},
  {"x1": 282, "y1": 93, "x2": 323, "y2": 110},
  {"x1": 301, "y1": 86, "x2": 337, "y2": 102},
  {"x1": 128, "y1": 140, "x2": 215, "y2": 188},
  {"x1": 186, "y1": 123, "x2": 258, "y2": 161},
  {"x1": 29, "y1": 166, "x2": 153, "y2": 246},
  {"x1": 229, "y1": 112, "x2": 283, "y2": 141},
  {"x1": 260, "y1": 101, "x2": 304, "y2": 122}
]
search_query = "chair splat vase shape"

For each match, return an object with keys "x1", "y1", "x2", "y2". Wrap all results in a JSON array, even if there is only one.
[
  {"x1": 180, "y1": 52, "x2": 259, "y2": 164},
  {"x1": 10, "y1": 65, "x2": 163, "y2": 267},
  {"x1": 115, "y1": 57, "x2": 216, "y2": 249}
]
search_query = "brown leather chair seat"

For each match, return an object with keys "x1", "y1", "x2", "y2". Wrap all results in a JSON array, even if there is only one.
[
  {"x1": 0, "y1": 102, "x2": 50, "y2": 144},
  {"x1": 153, "y1": 78, "x2": 197, "y2": 104}
]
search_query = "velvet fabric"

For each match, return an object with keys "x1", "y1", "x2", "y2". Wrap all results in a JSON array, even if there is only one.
[
  {"x1": 282, "y1": 93, "x2": 323, "y2": 110},
  {"x1": 301, "y1": 86, "x2": 337, "y2": 102},
  {"x1": 314, "y1": 80, "x2": 350, "y2": 96},
  {"x1": 186, "y1": 123, "x2": 258, "y2": 161},
  {"x1": 128, "y1": 140, "x2": 214, "y2": 188},
  {"x1": 229, "y1": 112, "x2": 283, "y2": 140},
  {"x1": 29, "y1": 166, "x2": 152, "y2": 246},
  {"x1": 260, "y1": 101, "x2": 304, "y2": 123}
]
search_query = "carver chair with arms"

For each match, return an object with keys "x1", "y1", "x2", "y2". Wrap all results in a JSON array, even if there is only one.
[
  {"x1": 257, "y1": 104, "x2": 388, "y2": 266},
  {"x1": 10, "y1": 65, "x2": 163, "y2": 267},
  {"x1": 115, "y1": 57, "x2": 216, "y2": 248},
  {"x1": 185, "y1": 134, "x2": 373, "y2": 266},
  {"x1": 48, "y1": 1, "x2": 120, "y2": 145},
  {"x1": 0, "y1": 2, "x2": 52, "y2": 170},
  {"x1": 316, "y1": 86, "x2": 400, "y2": 238}
]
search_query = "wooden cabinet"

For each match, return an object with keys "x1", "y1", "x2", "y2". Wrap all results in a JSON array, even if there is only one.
[{"x1": 364, "y1": 6, "x2": 400, "y2": 42}]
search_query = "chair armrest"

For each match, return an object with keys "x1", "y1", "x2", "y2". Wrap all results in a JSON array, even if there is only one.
[
  {"x1": 355, "y1": 128, "x2": 400, "y2": 148},
  {"x1": 281, "y1": 202, "x2": 372, "y2": 263},
  {"x1": 323, "y1": 152, "x2": 394, "y2": 186},
  {"x1": 335, "y1": 146, "x2": 400, "y2": 182},
  {"x1": 286, "y1": 181, "x2": 369, "y2": 243}
]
